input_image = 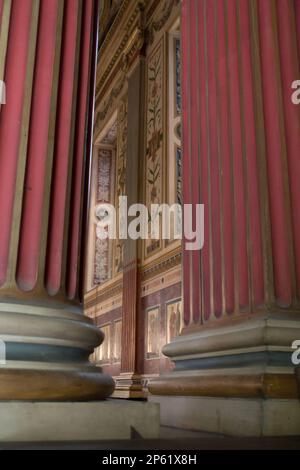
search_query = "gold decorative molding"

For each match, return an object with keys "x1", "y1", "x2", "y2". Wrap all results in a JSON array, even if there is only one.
[
  {"x1": 96, "y1": 0, "x2": 181, "y2": 109},
  {"x1": 96, "y1": 1, "x2": 145, "y2": 99},
  {"x1": 121, "y1": 27, "x2": 145, "y2": 71},
  {"x1": 98, "y1": 0, "x2": 134, "y2": 54},
  {"x1": 147, "y1": 0, "x2": 180, "y2": 44},
  {"x1": 95, "y1": 292, "x2": 122, "y2": 316},
  {"x1": 141, "y1": 264, "x2": 181, "y2": 298},
  {"x1": 94, "y1": 76, "x2": 125, "y2": 131},
  {"x1": 95, "y1": 0, "x2": 180, "y2": 125},
  {"x1": 99, "y1": 0, "x2": 124, "y2": 45},
  {"x1": 95, "y1": 23, "x2": 146, "y2": 129},
  {"x1": 141, "y1": 246, "x2": 181, "y2": 282},
  {"x1": 84, "y1": 278, "x2": 123, "y2": 309}
]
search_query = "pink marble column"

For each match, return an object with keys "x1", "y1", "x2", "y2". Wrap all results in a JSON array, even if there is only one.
[
  {"x1": 181, "y1": 0, "x2": 300, "y2": 327},
  {"x1": 149, "y1": 0, "x2": 300, "y2": 411},
  {"x1": 0, "y1": 0, "x2": 114, "y2": 400}
]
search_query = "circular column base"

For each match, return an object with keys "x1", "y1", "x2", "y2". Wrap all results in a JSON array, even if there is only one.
[
  {"x1": 0, "y1": 301, "x2": 115, "y2": 400},
  {"x1": 0, "y1": 368, "x2": 115, "y2": 401}
]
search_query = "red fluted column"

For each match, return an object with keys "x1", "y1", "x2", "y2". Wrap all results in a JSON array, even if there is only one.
[
  {"x1": 0, "y1": 0, "x2": 114, "y2": 400},
  {"x1": 67, "y1": 0, "x2": 93, "y2": 300},
  {"x1": 45, "y1": 0, "x2": 80, "y2": 296},
  {"x1": 17, "y1": 0, "x2": 60, "y2": 291},
  {"x1": 0, "y1": 0, "x2": 33, "y2": 286},
  {"x1": 181, "y1": 0, "x2": 300, "y2": 327},
  {"x1": 150, "y1": 0, "x2": 300, "y2": 407}
]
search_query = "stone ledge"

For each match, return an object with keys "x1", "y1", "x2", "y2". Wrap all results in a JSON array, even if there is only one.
[
  {"x1": 0, "y1": 400, "x2": 160, "y2": 442},
  {"x1": 149, "y1": 395, "x2": 300, "y2": 437}
]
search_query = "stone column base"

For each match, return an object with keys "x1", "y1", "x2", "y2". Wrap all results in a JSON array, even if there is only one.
[
  {"x1": 149, "y1": 313, "x2": 300, "y2": 436},
  {"x1": 0, "y1": 400, "x2": 160, "y2": 442},
  {"x1": 0, "y1": 301, "x2": 115, "y2": 400},
  {"x1": 112, "y1": 374, "x2": 158, "y2": 399},
  {"x1": 149, "y1": 395, "x2": 300, "y2": 436},
  {"x1": 112, "y1": 373, "x2": 145, "y2": 399}
]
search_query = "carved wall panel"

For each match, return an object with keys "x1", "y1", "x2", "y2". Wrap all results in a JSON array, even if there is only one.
[
  {"x1": 145, "y1": 38, "x2": 165, "y2": 257},
  {"x1": 113, "y1": 97, "x2": 128, "y2": 276},
  {"x1": 93, "y1": 148, "x2": 113, "y2": 285}
]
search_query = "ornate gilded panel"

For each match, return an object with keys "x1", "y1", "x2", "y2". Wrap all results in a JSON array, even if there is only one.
[
  {"x1": 113, "y1": 320, "x2": 122, "y2": 363},
  {"x1": 113, "y1": 97, "x2": 128, "y2": 276},
  {"x1": 166, "y1": 298, "x2": 182, "y2": 344},
  {"x1": 145, "y1": 38, "x2": 165, "y2": 257},
  {"x1": 94, "y1": 148, "x2": 113, "y2": 285},
  {"x1": 96, "y1": 148, "x2": 112, "y2": 202},
  {"x1": 146, "y1": 306, "x2": 160, "y2": 357}
]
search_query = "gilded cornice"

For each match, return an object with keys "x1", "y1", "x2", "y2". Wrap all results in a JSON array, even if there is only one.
[
  {"x1": 140, "y1": 246, "x2": 182, "y2": 282},
  {"x1": 94, "y1": 22, "x2": 145, "y2": 130},
  {"x1": 121, "y1": 27, "x2": 145, "y2": 71},
  {"x1": 147, "y1": 0, "x2": 180, "y2": 44},
  {"x1": 85, "y1": 246, "x2": 181, "y2": 308},
  {"x1": 98, "y1": 0, "x2": 134, "y2": 54},
  {"x1": 94, "y1": 76, "x2": 125, "y2": 130},
  {"x1": 85, "y1": 279, "x2": 123, "y2": 309},
  {"x1": 96, "y1": 1, "x2": 145, "y2": 97},
  {"x1": 95, "y1": 0, "x2": 180, "y2": 115}
]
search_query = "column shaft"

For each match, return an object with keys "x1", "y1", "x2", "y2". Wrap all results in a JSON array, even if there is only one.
[
  {"x1": 150, "y1": 0, "x2": 300, "y2": 416},
  {"x1": 0, "y1": 0, "x2": 114, "y2": 400},
  {"x1": 118, "y1": 58, "x2": 146, "y2": 397},
  {"x1": 181, "y1": 0, "x2": 300, "y2": 325}
]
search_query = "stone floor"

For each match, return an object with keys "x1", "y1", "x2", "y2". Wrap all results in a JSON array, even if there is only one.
[{"x1": 1, "y1": 427, "x2": 300, "y2": 450}]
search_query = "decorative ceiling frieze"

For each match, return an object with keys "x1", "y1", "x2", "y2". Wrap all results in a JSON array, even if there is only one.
[{"x1": 95, "y1": 0, "x2": 180, "y2": 118}]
